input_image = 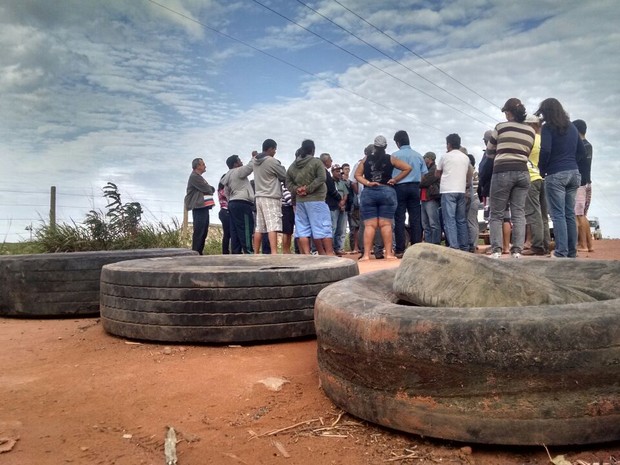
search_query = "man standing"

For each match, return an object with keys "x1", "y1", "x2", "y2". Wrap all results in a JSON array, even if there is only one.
[
  {"x1": 342, "y1": 163, "x2": 360, "y2": 253},
  {"x1": 287, "y1": 140, "x2": 334, "y2": 255},
  {"x1": 221, "y1": 154, "x2": 255, "y2": 254},
  {"x1": 184, "y1": 157, "x2": 215, "y2": 255},
  {"x1": 573, "y1": 119, "x2": 594, "y2": 253},
  {"x1": 253, "y1": 139, "x2": 287, "y2": 254},
  {"x1": 320, "y1": 153, "x2": 343, "y2": 252},
  {"x1": 419, "y1": 152, "x2": 441, "y2": 244},
  {"x1": 330, "y1": 164, "x2": 348, "y2": 255},
  {"x1": 522, "y1": 114, "x2": 551, "y2": 256},
  {"x1": 392, "y1": 130, "x2": 428, "y2": 257},
  {"x1": 436, "y1": 134, "x2": 470, "y2": 251}
]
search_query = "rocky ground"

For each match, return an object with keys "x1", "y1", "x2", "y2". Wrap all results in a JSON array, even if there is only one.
[{"x1": 1, "y1": 241, "x2": 619, "y2": 465}]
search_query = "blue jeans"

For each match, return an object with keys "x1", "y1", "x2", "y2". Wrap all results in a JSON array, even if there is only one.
[
  {"x1": 330, "y1": 208, "x2": 347, "y2": 252},
  {"x1": 524, "y1": 179, "x2": 551, "y2": 253},
  {"x1": 441, "y1": 193, "x2": 468, "y2": 250},
  {"x1": 489, "y1": 171, "x2": 530, "y2": 254},
  {"x1": 545, "y1": 170, "x2": 581, "y2": 257},
  {"x1": 394, "y1": 182, "x2": 421, "y2": 253},
  {"x1": 421, "y1": 199, "x2": 441, "y2": 244},
  {"x1": 191, "y1": 207, "x2": 210, "y2": 255}
]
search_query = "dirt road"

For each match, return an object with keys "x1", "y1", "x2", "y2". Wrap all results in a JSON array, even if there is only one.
[{"x1": 1, "y1": 242, "x2": 619, "y2": 465}]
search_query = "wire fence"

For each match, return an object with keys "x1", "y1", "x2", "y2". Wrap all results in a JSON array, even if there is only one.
[{"x1": 0, "y1": 186, "x2": 193, "y2": 243}]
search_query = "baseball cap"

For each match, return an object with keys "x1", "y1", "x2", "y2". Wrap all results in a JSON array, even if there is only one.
[
  {"x1": 374, "y1": 135, "x2": 387, "y2": 148},
  {"x1": 331, "y1": 164, "x2": 342, "y2": 171},
  {"x1": 524, "y1": 114, "x2": 540, "y2": 124}
]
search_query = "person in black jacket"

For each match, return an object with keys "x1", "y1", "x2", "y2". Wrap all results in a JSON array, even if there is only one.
[
  {"x1": 419, "y1": 152, "x2": 441, "y2": 244},
  {"x1": 319, "y1": 153, "x2": 343, "y2": 252}
]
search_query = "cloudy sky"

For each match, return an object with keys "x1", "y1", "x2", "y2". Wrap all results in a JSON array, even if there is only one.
[{"x1": 1, "y1": 0, "x2": 619, "y2": 242}]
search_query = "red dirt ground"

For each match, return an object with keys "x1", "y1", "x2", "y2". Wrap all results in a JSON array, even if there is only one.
[{"x1": 1, "y1": 241, "x2": 619, "y2": 465}]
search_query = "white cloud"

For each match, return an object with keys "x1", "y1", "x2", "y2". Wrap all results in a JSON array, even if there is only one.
[{"x1": 1, "y1": 0, "x2": 619, "y2": 240}]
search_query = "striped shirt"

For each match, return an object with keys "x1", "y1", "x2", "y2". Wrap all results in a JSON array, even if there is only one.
[{"x1": 486, "y1": 121, "x2": 535, "y2": 173}]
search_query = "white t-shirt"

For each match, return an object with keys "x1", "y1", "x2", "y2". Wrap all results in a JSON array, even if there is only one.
[{"x1": 437, "y1": 150, "x2": 470, "y2": 194}]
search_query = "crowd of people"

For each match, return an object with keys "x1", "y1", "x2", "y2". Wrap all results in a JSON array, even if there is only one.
[{"x1": 184, "y1": 97, "x2": 594, "y2": 260}]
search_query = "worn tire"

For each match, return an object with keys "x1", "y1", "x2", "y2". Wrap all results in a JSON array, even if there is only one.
[
  {"x1": 101, "y1": 254, "x2": 358, "y2": 343},
  {"x1": 315, "y1": 259, "x2": 620, "y2": 445},
  {"x1": 0, "y1": 249, "x2": 197, "y2": 317}
]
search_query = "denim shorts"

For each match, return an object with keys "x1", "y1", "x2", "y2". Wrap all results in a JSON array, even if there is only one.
[
  {"x1": 360, "y1": 185, "x2": 397, "y2": 221},
  {"x1": 294, "y1": 201, "x2": 332, "y2": 239}
]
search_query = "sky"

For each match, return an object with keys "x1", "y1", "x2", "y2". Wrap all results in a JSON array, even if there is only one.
[{"x1": 1, "y1": 0, "x2": 620, "y2": 242}]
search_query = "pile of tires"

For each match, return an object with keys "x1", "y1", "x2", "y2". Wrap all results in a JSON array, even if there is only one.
[
  {"x1": 315, "y1": 258, "x2": 620, "y2": 445},
  {"x1": 101, "y1": 255, "x2": 358, "y2": 343},
  {"x1": 0, "y1": 249, "x2": 196, "y2": 317}
]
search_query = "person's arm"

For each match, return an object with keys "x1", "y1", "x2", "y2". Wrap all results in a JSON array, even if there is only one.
[
  {"x1": 273, "y1": 160, "x2": 287, "y2": 182},
  {"x1": 354, "y1": 158, "x2": 372, "y2": 186},
  {"x1": 388, "y1": 156, "x2": 412, "y2": 185},
  {"x1": 305, "y1": 163, "x2": 327, "y2": 194},
  {"x1": 285, "y1": 168, "x2": 300, "y2": 198},
  {"x1": 486, "y1": 128, "x2": 499, "y2": 159},
  {"x1": 420, "y1": 166, "x2": 439, "y2": 187},
  {"x1": 189, "y1": 172, "x2": 215, "y2": 195},
  {"x1": 538, "y1": 126, "x2": 551, "y2": 177},
  {"x1": 575, "y1": 136, "x2": 586, "y2": 167},
  {"x1": 420, "y1": 158, "x2": 428, "y2": 177},
  {"x1": 238, "y1": 162, "x2": 254, "y2": 179}
]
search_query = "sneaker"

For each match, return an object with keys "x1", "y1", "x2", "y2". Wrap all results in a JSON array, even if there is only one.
[
  {"x1": 490, "y1": 252, "x2": 501, "y2": 259},
  {"x1": 511, "y1": 252, "x2": 522, "y2": 259},
  {"x1": 521, "y1": 248, "x2": 546, "y2": 256}
]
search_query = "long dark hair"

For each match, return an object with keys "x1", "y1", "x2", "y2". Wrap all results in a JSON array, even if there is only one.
[
  {"x1": 372, "y1": 145, "x2": 387, "y2": 158},
  {"x1": 535, "y1": 98, "x2": 570, "y2": 134}
]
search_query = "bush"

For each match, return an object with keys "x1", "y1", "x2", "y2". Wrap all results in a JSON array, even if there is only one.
[{"x1": 33, "y1": 183, "x2": 186, "y2": 252}]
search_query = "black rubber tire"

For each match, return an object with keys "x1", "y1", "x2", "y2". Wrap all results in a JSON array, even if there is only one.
[
  {"x1": 315, "y1": 259, "x2": 620, "y2": 446},
  {"x1": 100, "y1": 254, "x2": 358, "y2": 343},
  {"x1": 0, "y1": 248, "x2": 197, "y2": 317}
]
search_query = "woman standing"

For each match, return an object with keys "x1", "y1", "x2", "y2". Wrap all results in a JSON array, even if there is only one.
[
  {"x1": 354, "y1": 135, "x2": 411, "y2": 261},
  {"x1": 535, "y1": 98, "x2": 585, "y2": 258},
  {"x1": 486, "y1": 98, "x2": 535, "y2": 259}
]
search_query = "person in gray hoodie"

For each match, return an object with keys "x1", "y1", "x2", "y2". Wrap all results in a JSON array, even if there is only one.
[
  {"x1": 286, "y1": 139, "x2": 334, "y2": 255},
  {"x1": 184, "y1": 157, "x2": 215, "y2": 254},
  {"x1": 253, "y1": 139, "x2": 287, "y2": 254},
  {"x1": 221, "y1": 154, "x2": 255, "y2": 254}
]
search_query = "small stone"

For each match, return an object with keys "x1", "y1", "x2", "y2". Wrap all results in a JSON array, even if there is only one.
[
  {"x1": 80, "y1": 446, "x2": 89, "y2": 451},
  {"x1": 258, "y1": 377, "x2": 289, "y2": 391},
  {"x1": 162, "y1": 347, "x2": 172, "y2": 355},
  {"x1": 460, "y1": 446, "x2": 472, "y2": 455},
  {"x1": 122, "y1": 434, "x2": 132, "y2": 439}
]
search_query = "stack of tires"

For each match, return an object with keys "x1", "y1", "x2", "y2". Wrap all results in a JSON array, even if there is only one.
[{"x1": 0, "y1": 249, "x2": 196, "y2": 317}]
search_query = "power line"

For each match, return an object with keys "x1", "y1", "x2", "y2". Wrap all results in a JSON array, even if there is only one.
[
  {"x1": 331, "y1": 0, "x2": 500, "y2": 109},
  {"x1": 146, "y1": 0, "x2": 445, "y2": 133},
  {"x1": 295, "y1": 0, "x2": 498, "y2": 123},
  {"x1": 251, "y1": 0, "x2": 491, "y2": 127}
]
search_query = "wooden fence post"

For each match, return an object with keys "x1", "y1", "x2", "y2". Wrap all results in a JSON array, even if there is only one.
[{"x1": 50, "y1": 186, "x2": 56, "y2": 228}]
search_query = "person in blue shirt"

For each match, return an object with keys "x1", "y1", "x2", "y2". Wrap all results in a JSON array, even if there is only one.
[{"x1": 391, "y1": 130, "x2": 428, "y2": 257}]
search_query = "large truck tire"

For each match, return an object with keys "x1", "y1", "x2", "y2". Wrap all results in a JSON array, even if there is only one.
[
  {"x1": 0, "y1": 248, "x2": 196, "y2": 317},
  {"x1": 315, "y1": 258, "x2": 620, "y2": 445},
  {"x1": 101, "y1": 254, "x2": 358, "y2": 343}
]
